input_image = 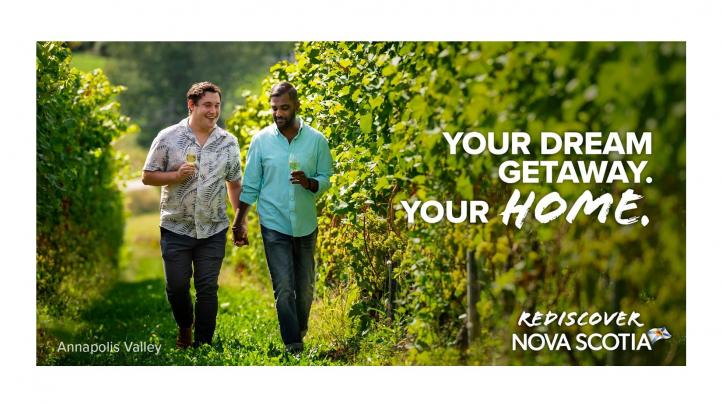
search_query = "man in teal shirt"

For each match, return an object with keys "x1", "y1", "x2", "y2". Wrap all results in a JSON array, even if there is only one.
[{"x1": 233, "y1": 82, "x2": 333, "y2": 352}]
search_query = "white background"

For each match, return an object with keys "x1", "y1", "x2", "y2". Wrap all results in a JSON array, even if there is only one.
[{"x1": 1, "y1": 0, "x2": 719, "y2": 404}]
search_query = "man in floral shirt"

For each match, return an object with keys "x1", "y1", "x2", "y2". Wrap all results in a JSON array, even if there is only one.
[{"x1": 142, "y1": 82, "x2": 243, "y2": 348}]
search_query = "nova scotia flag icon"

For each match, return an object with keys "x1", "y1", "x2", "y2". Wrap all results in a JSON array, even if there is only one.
[{"x1": 646, "y1": 327, "x2": 672, "y2": 345}]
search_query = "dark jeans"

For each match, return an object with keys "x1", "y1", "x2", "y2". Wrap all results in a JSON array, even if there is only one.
[
  {"x1": 260, "y1": 225, "x2": 317, "y2": 346},
  {"x1": 160, "y1": 227, "x2": 227, "y2": 345}
]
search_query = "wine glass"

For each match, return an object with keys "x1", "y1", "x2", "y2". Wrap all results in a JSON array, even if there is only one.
[
  {"x1": 185, "y1": 149, "x2": 197, "y2": 178},
  {"x1": 289, "y1": 152, "x2": 301, "y2": 172},
  {"x1": 186, "y1": 151, "x2": 197, "y2": 167}
]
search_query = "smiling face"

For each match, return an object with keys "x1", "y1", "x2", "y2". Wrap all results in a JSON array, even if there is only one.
[
  {"x1": 270, "y1": 92, "x2": 298, "y2": 131},
  {"x1": 188, "y1": 91, "x2": 221, "y2": 131}
]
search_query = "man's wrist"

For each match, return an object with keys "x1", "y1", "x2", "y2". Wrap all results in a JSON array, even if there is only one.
[{"x1": 305, "y1": 178, "x2": 318, "y2": 192}]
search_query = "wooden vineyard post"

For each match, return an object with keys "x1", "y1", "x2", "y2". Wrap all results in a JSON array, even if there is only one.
[
  {"x1": 387, "y1": 260, "x2": 397, "y2": 322},
  {"x1": 466, "y1": 249, "x2": 480, "y2": 347}
]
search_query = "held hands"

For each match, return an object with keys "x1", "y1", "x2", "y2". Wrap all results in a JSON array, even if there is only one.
[
  {"x1": 175, "y1": 163, "x2": 196, "y2": 183},
  {"x1": 231, "y1": 205, "x2": 250, "y2": 248},
  {"x1": 290, "y1": 170, "x2": 310, "y2": 189}
]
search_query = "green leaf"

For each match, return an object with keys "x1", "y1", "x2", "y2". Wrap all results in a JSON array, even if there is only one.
[
  {"x1": 369, "y1": 95, "x2": 384, "y2": 109},
  {"x1": 359, "y1": 113, "x2": 372, "y2": 134},
  {"x1": 456, "y1": 174, "x2": 473, "y2": 200},
  {"x1": 381, "y1": 64, "x2": 397, "y2": 76}
]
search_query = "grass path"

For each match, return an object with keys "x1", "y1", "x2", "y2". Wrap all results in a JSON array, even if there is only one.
[{"x1": 47, "y1": 213, "x2": 351, "y2": 366}]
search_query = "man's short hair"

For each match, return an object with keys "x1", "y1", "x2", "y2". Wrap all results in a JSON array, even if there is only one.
[
  {"x1": 269, "y1": 82, "x2": 299, "y2": 104},
  {"x1": 187, "y1": 81, "x2": 222, "y2": 105}
]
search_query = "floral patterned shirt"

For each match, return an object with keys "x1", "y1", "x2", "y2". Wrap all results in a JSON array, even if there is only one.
[{"x1": 143, "y1": 118, "x2": 242, "y2": 239}]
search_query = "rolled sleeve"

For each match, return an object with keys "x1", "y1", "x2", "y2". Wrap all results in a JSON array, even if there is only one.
[
  {"x1": 310, "y1": 136, "x2": 333, "y2": 197},
  {"x1": 143, "y1": 135, "x2": 168, "y2": 172},
  {"x1": 240, "y1": 136, "x2": 262, "y2": 205}
]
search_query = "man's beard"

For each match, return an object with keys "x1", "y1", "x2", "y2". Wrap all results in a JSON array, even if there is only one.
[{"x1": 275, "y1": 113, "x2": 296, "y2": 130}]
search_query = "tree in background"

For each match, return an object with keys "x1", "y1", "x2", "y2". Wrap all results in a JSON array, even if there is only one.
[{"x1": 100, "y1": 42, "x2": 293, "y2": 147}]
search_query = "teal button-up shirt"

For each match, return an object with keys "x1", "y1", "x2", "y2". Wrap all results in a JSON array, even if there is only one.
[{"x1": 240, "y1": 119, "x2": 333, "y2": 237}]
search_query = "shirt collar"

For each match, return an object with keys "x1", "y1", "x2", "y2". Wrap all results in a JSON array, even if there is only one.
[{"x1": 180, "y1": 117, "x2": 221, "y2": 143}]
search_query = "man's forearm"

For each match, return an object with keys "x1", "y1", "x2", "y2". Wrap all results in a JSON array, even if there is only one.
[
  {"x1": 142, "y1": 170, "x2": 178, "y2": 186},
  {"x1": 233, "y1": 201, "x2": 252, "y2": 228},
  {"x1": 226, "y1": 181, "x2": 241, "y2": 212}
]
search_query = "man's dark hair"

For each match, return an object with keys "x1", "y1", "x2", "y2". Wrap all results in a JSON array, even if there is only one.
[
  {"x1": 269, "y1": 82, "x2": 299, "y2": 104},
  {"x1": 187, "y1": 81, "x2": 222, "y2": 105}
]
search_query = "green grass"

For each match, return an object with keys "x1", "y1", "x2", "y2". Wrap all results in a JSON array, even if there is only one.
[{"x1": 40, "y1": 212, "x2": 367, "y2": 365}]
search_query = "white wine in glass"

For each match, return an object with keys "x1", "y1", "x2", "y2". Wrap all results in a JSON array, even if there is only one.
[
  {"x1": 289, "y1": 153, "x2": 301, "y2": 171},
  {"x1": 186, "y1": 152, "x2": 197, "y2": 167}
]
